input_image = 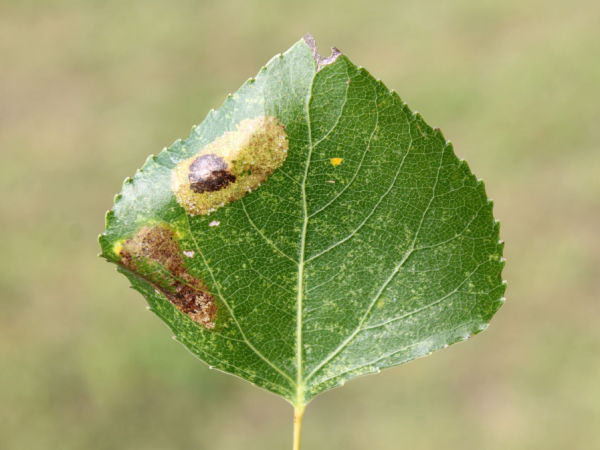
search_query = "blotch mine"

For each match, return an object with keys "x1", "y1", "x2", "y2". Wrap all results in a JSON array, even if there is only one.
[
  {"x1": 118, "y1": 225, "x2": 217, "y2": 329},
  {"x1": 172, "y1": 116, "x2": 288, "y2": 216}
]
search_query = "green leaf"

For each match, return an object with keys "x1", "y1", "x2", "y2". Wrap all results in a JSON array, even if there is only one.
[{"x1": 99, "y1": 35, "x2": 505, "y2": 407}]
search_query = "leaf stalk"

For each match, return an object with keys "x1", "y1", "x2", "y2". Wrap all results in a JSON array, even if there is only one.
[{"x1": 293, "y1": 405, "x2": 306, "y2": 450}]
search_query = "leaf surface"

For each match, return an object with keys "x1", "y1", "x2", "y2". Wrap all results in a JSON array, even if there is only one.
[{"x1": 100, "y1": 36, "x2": 505, "y2": 406}]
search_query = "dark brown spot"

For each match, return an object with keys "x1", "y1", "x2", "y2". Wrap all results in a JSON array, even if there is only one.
[{"x1": 188, "y1": 154, "x2": 236, "y2": 193}]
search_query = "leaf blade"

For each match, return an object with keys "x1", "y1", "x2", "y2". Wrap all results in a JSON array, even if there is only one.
[{"x1": 100, "y1": 37, "x2": 505, "y2": 406}]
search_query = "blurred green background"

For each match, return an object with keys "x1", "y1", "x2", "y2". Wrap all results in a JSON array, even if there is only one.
[{"x1": 1, "y1": 0, "x2": 599, "y2": 449}]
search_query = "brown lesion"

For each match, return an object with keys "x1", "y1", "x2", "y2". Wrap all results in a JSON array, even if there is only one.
[{"x1": 118, "y1": 225, "x2": 217, "y2": 329}]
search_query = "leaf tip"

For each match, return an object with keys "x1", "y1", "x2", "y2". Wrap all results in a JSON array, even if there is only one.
[{"x1": 303, "y1": 33, "x2": 342, "y2": 71}]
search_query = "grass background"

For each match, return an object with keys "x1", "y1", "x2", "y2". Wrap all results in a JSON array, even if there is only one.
[{"x1": 1, "y1": 0, "x2": 599, "y2": 448}]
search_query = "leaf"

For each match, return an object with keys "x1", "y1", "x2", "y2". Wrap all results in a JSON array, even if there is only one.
[{"x1": 99, "y1": 35, "x2": 505, "y2": 407}]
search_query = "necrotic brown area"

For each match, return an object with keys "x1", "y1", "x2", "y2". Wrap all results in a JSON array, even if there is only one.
[
  {"x1": 119, "y1": 225, "x2": 217, "y2": 329},
  {"x1": 188, "y1": 154, "x2": 236, "y2": 193},
  {"x1": 168, "y1": 284, "x2": 218, "y2": 325}
]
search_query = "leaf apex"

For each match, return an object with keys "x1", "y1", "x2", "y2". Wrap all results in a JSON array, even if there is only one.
[{"x1": 303, "y1": 33, "x2": 342, "y2": 71}]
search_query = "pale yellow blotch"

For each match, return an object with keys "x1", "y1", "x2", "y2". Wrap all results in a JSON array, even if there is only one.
[
  {"x1": 330, "y1": 157, "x2": 343, "y2": 167},
  {"x1": 172, "y1": 116, "x2": 288, "y2": 216},
  {"x1": 377, "y1": 300, "x2": 385, "y2": 308}
]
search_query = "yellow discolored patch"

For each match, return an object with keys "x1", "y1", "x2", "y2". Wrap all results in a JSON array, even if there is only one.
[
  {"x1": 120, "y1": 225, "x2": 217, "y2": 329},
  {"x1": 330, "y1": 157, "x2": 343, "y2": 167},
  {"x1": 172, "y1": 116, "x2": 288, "y2": 216},
  {"x1": 112, "y1": 240, "x2": 124, "y2": 257}
]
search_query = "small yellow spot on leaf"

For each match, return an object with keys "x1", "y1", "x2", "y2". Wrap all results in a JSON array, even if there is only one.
[
  {"x1": 330, "y1": 157, "x2": 343, "y2": 167},
  {"x1": 113, "y1": 241, "x2": 124, "y2": 256}
]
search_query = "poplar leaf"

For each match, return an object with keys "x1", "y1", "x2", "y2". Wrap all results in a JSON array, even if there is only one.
[{"x1": 99, "y1": 35, "x2": 505, "y2": 406}]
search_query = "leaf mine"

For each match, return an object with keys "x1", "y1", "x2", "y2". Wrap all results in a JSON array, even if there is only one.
[
  {"x1": 118, "y1": 225, "x2": 217, "y2": 329},
  {"x1": 171, "y1": 116, "x2": 288, "y2": 216}
]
